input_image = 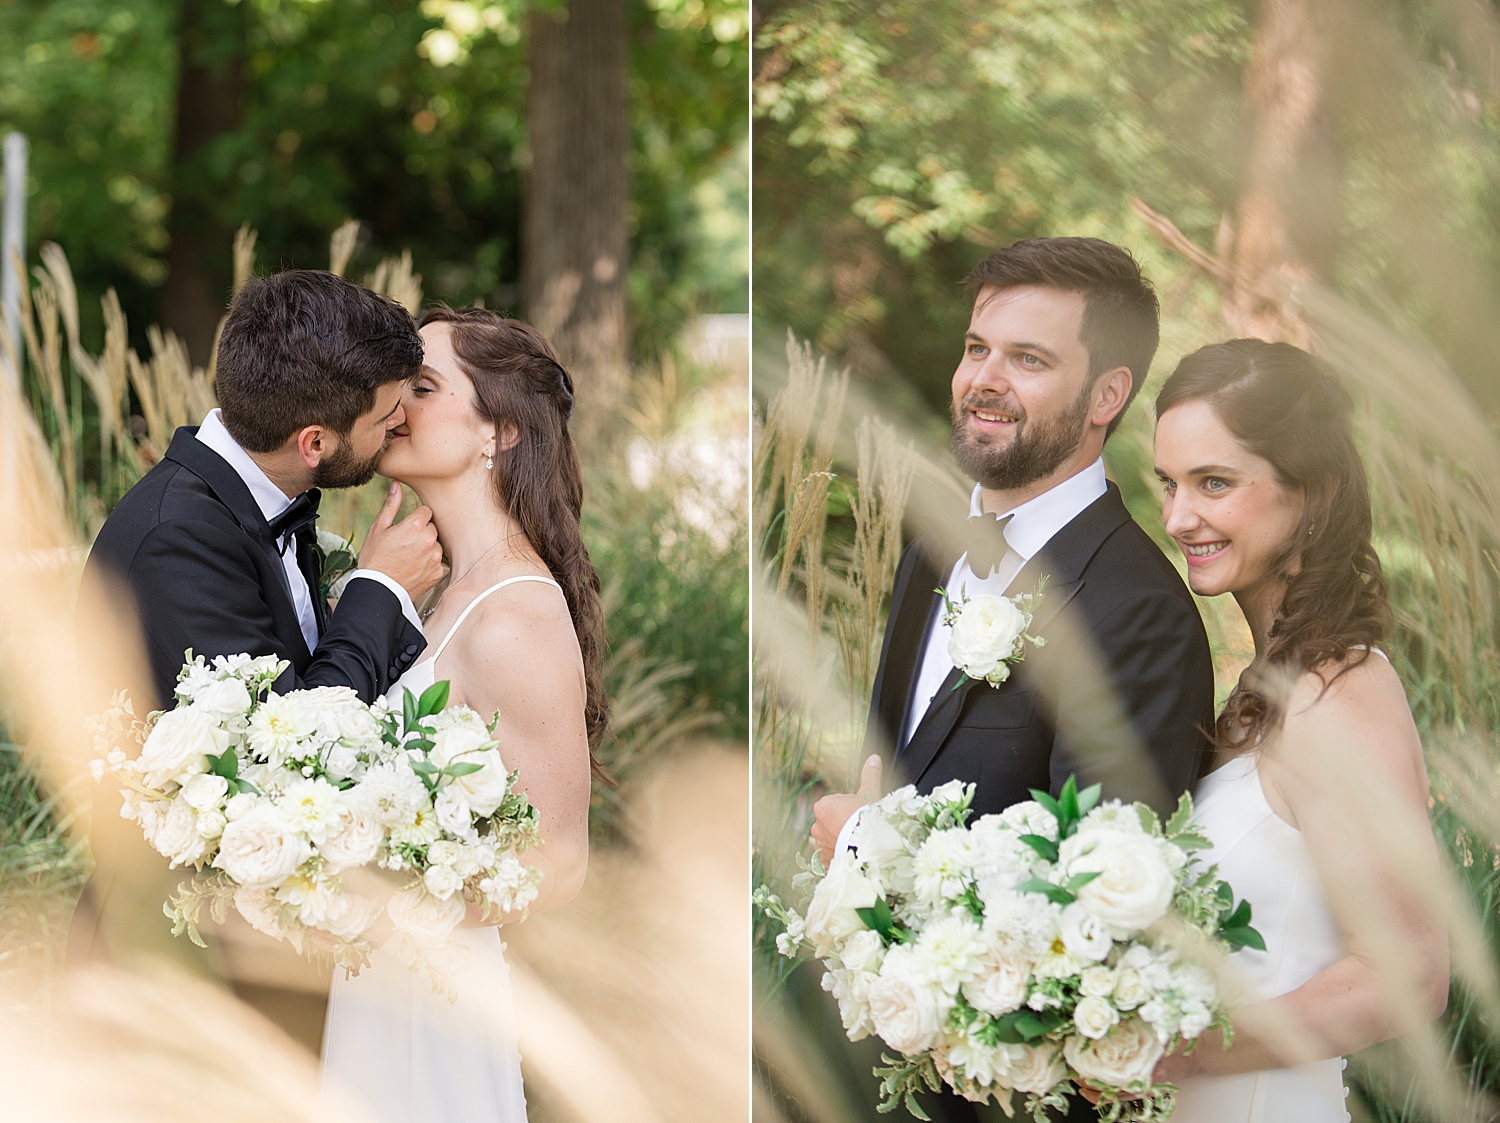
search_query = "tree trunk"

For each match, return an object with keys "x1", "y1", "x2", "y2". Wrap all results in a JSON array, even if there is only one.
[
  {"x1": 1223, "y1": 0, "x2": 1338, "y2": 342},
  {"x1": 524, "y1": 0, "x2": 630, "y2": 412},
  {"x1": 160, "y1": 0, "x2": 246, "y2": 370}
]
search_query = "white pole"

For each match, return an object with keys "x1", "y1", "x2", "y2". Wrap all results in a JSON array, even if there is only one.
[{"x1": 2, "y1": 132, "x2": 28, "y2": 389}]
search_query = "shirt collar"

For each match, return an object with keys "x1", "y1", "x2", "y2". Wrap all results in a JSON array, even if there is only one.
[
  {"x1": 195, "y1": 409, "x2": 295, "y2": 523},
  {"x1": 968, "y1": 457, "x2": 1108, "y2": 561}
]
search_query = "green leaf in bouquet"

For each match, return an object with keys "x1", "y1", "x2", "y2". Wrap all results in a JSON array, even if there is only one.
[
  {"x1": 873, "y1": 1053, "x2": 941, "y2": 1119},
  {"x1": 1221, "y1": 924, "x2": 1266, "y2": 952},
  {"x1": 1058, "y1": 775, "x2": 1081, "y2": 825},
  {"x1": 402, "y1": 687, "x2": 419, "y2": 731},
  {"x1": 1018, "y1": 834, "x2": 1060, "y2": 863},
  {"x1": 206, "y1": 749, "x2": 239, "y2": 781},
  {"x1": 991, "y1": 1007, "x2": 1063, "y2": 1044},
  {"x1": 1165, "y1": 792, "x2": 1195, "y2": 837},
  {"x1": 1065, "y1": 871, "x2": 1102, "y2": 893},
  {"x1": 855, "y1": 897, "x2": 911, "y2": 945},
  {"x1": 418, "y1": 680, "x2": 450, "y2": 718},
  {"x1": 1016, "y1": 877, "x2": 1075, "y2": 906},
  {"x1": 1135, "y1": 802, "x2": 1163, "y2": 835},
  {"x1": 1215, "y1": 881, "x2": 1234, "y2": 907},
  {"x1": 409, "y1": 760, "x2": 438, "y2": 777},
  {"x1": 1076, "y1": 781, "x2": 1103, "y2": 817},
  {"x1": 442, "y1": 762, "x2": 484, "y2": 777},
  {"x1": 1028, "y1": 788, "x2": 1064, "y2": 824}
]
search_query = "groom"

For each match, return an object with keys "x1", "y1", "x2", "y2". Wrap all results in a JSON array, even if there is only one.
[
  {"x1": 74, "y1": 269, "x2": 445, "y2": 1052},
  {"x1": 813, "y1": 237, "x2": 1215, "y2": 1120}
]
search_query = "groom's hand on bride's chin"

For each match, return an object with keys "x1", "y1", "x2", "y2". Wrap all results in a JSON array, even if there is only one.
[
  {"x1": 359, "y1": 481, "x2": 446, "y2": 601},
  {"x1": 811, "y1": 755, "x2": 882, "y2": 867}
]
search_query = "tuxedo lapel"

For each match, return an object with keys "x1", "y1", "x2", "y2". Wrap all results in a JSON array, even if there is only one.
[{"x1": 872, "y1": 534, "x2": 948, "y2": 753}]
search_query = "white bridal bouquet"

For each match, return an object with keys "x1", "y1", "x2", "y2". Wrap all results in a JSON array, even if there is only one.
[
  {"x1": 91, "y1": 651, "x2": 543, "y2": 996},
  {"x1": 757, "y1": 778, "x2": 1263, "y2": 1121}
]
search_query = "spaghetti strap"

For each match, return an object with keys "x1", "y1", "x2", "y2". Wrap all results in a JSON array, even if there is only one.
[{"x1": 428, "y1": 575, "x2": 563, "y2": 665}]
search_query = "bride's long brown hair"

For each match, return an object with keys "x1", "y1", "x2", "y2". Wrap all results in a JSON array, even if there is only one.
[
  {"x1": 419, "y1": 307, "x2": 610, "y2": 773},
  {"x1": 1155, "y1": 339, "x2": 1390, "y2": 753}
]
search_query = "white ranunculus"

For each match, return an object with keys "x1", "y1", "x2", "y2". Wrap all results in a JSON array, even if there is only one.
[
  {"x1": 1006, "y1": 1042, "x2": 1067, "y2": 1095},
  {"x1": 962, "y1": 949, "x2": 1030, "y2": 1017},
  {"x1": 153, "y1": 799, "x2": 208, "y2": 867},
  {"x1": 179, "y1": 772, "x2": 230, "y2": 811},
  {"x1": 279, "y1": 777, "x2": 345, "y2": 843},
  {"x1": 1060, "y1": 829, "x2": 1178, "y2": 934},
  {"x1": 1079, "y1": 965, "x2": 1116, "y2": 998},
  {"x1": 190, "y1": 677, "x2": 253, "y2": 726},
  {"x1": 1059, "y1": 901, "x2": 1113, "y2": 962},
  {"x1": 947, "y1": 594, "x2": 1027, "y2": 681},
  {"x1": 319, "y1": 799, "x2": 383, "y2": 871},
  {"x1": 804, "y1": 854, "x2": 879, "y2": 957},
  {"x1": 424, "y1": 864, "x2": 463, "y2": 900},
  {"x1": 868, "y1": 945, "x2": 950, "y2": 1055},
  {"x1": 138, "y1": 707, "x2": 231, "y2": 788},
  {"x1": 1073, "y1": 994, "x2": 1121, "y2": 1040},
  {"x1": 1064, "y1": 1017, "x2": 1165, "y2": 1090},
  {"x1": 246, "y1": 693, "x2": 319, "y2": 767},
  {"x1": 215, "y1": 804, "x2": 307, "y2": 889},
  {"x1": 388, "y1": 886, "x2": 466, "y2": 944}
]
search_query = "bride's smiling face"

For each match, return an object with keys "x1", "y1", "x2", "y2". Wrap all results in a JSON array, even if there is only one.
[
  {"x1": 377, "y1": 321, "x2": 496, "y2": 485},
  {"x1": 1154, "y1": 399, "x2": 1304, "y2": 599}
]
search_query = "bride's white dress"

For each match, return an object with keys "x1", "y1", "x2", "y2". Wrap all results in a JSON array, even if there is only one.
[
  {"x1": 321, "y1": 575, "x2": 561, "y2": 1123},
  {"x1": 1170, "y1": 749, "x2": 1352, "y2": 1122}
]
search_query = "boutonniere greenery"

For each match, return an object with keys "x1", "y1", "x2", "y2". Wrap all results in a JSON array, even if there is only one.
[
  {"x1": 314, "y1": 529, "x2": 358, "y2": 604},
  {"x1": 937, "y1": 575, "x2": 1049, "y2": 688}
]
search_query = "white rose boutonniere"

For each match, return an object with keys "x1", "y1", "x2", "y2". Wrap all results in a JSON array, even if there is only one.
[
  {"x1": 939, "y1": 576, "x2": 1048, "y2": 687},
  {"x1": 315, "y1": 529, "x2": 359, "y2": 603}
]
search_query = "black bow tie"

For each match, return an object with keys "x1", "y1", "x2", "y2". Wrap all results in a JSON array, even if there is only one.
[
  {"x1": 266, "y1": 489, "x2": 321, "y2": 554},
  {"x1": 962, "y1": 512, "x2": 1013, "y2": 576}
]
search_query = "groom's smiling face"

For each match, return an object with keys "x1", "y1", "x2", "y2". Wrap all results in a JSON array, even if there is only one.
[{"x1": 949, "y1": 285, "x2": 1097, "y2": 494}]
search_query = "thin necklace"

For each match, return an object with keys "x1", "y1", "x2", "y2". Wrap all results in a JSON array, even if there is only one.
[{"x1": 421, "y1": 530, "x2": 524, "y2": 620}]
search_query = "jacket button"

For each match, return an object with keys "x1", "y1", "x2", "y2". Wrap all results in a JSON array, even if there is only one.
[
  {"x1": 388, "y1": 666, "x2": 399, "y2": 678},
  {"x1": 405, "y1": 644, "x2": 419, "y2": 656}
]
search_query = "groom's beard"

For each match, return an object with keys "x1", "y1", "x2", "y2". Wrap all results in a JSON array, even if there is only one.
[
  {"x1": 312, "y1": 434, "x2": 388, "y2": 490},
  {"x1": 950, "y1": 381, "x2": 1092, "y2": 492}
]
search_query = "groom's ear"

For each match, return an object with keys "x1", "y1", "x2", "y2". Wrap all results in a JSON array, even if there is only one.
[
  {"x1": 1091, "y1": 366, "x2": 1134, "y2": 430},
  {"x1": 296, "y1": 424, "x2": 334, "y2": 468}
]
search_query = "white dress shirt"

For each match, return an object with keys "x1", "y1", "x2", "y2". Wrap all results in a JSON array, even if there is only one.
[
  {"x1": 196, "y1": 410, "x2": 421, "y2": 651},
  {"x1": 836, "y1": 457, "x2": 1109, "y2": 856}
]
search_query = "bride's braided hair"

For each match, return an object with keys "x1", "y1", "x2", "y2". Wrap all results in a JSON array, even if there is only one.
[
  {"x1": 1155, "y1": 339, "x2": 1389, "y2": 753},
  {"x1": 419, "y1": 307, "x2": 610, "y2": 775}
]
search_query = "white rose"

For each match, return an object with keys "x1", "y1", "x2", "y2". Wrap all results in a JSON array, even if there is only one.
[
  {"x1": 424, "y1": 864, "x2": 463, "y2": 900},
  {"x1": 849, "y1": 810, "x2": 909, "y2": 868},
  {"x1": 868, "y1": 945, "x2": 950, "y2": 1055},
  {"x1": 434, "y1": 739, "x2": 510, "y2": 819},
  {"x1": 224, "y1": 791, "x2": 259, "y2": 821},
  {"x1": 215, "y1": 805, "x2": 308, "y2": 889},
  {"x1": 233, "y1": 886, "x2": 295, "y2": 943},
  {"x1": 427, "y1": 839, "x2": 461, "y2": 867},
  {"x1": 1113, "y1": 964, "x2": 1151, "y2": 1011},
  {"x1": 1059, "y1": 901, "x2": 1113, "y2": 962},
  {"x1": 323, "y1": 742, "x2": 362, "y2": 783},
  {"x1": 319, "y1": 799, "x2": 383, "y2": 871},
  {"x1": 387, "y1": 886, "x2": 466, "y2": 944},
  {"x1": 434, "y1": 786, "x2": 475, "y2": 839},
  {"x1": 191, "y1": 677, "x2": 253, "y2": 724},
  {"x1": 962, "y1": 949, "x2": 1030, "y2": 1017},
  {"x1": 152, "y1": 799, "x2": 208, "y2": 867},
  {"x1": 838, "y1": 928, "x2": 887, "y2": 975},
  {"x1": 179, "y1": 772, "x2": 230, "y2": 811},
  {"x1": 1061, "y1": 829, "x2": 1178, "y2": 933},
  {"x1": 1006, "y1": 1042, "x2": 1067, "y2": 1095},
  {"x1": 803, "y1": 854, "x2": 879, "y2": 957},
  {"x1": 1064, "y1": 1017, "x2": 1165, "y2": 1089},
  {"x1": 320, "y1": 892, "x2": 380, "y2": 942},
  {"x1": 822, "y1": 967, "x2": 876, "y2": 1041},
  {"x1": 137, "y1": 706, "x2": 231, "y2": 787},
  {"x1": 947, "y1": 594, "x2": 1027, "y2": 680},
  {"x1": 1079, "y1": 966, "x2": 1116, "y2": 998},
  {"x1": 196, "y1": 809, "x2": 227, "y2": 840},
  {"x1": 927, "y1": 779, "x2": 970, "y2": 807},
  {"x1": 1073, "y1": 994, "x2": 1121, "y2": 1040}
]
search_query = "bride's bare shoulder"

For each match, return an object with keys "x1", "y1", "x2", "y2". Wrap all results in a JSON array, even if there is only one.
[
  {"x1": 449, "y1": 574, "x2": 580, "y2": 673},
  {"x1": 1280, "y1": 648, "x2": 1422, "y2": 778}
]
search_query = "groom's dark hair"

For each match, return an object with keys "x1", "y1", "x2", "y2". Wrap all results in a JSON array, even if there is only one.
[
  {"x1": 215, "y1": 270, "x2": 423, "y2": 452},
  {"x1": 964, "y1": 237, "x2": 1160, "y2": 437}
]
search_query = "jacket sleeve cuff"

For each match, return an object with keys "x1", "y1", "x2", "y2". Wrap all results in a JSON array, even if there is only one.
[{"x1": 346, "y1": 570, "x2": 423, "y2": 632}]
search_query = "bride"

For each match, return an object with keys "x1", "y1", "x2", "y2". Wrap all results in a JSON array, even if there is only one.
[
  {"x1": 1138, "y1": 339, "x2": 1447, "y2": 1121},
  {"x1": 321, "y1": 308, "x2": 607, "y2": 1122}
]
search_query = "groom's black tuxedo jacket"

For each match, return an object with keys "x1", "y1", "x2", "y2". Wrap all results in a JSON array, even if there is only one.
[
  {"x1": 871, "y1": 482, "x2": 1214, "y2": 820},
  {"x1": 73, "y1": 426, "x2": 428, "y2": 1052},
  {"x1": 86, "y1": 427, "x2": 426, "y2": 709}
]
